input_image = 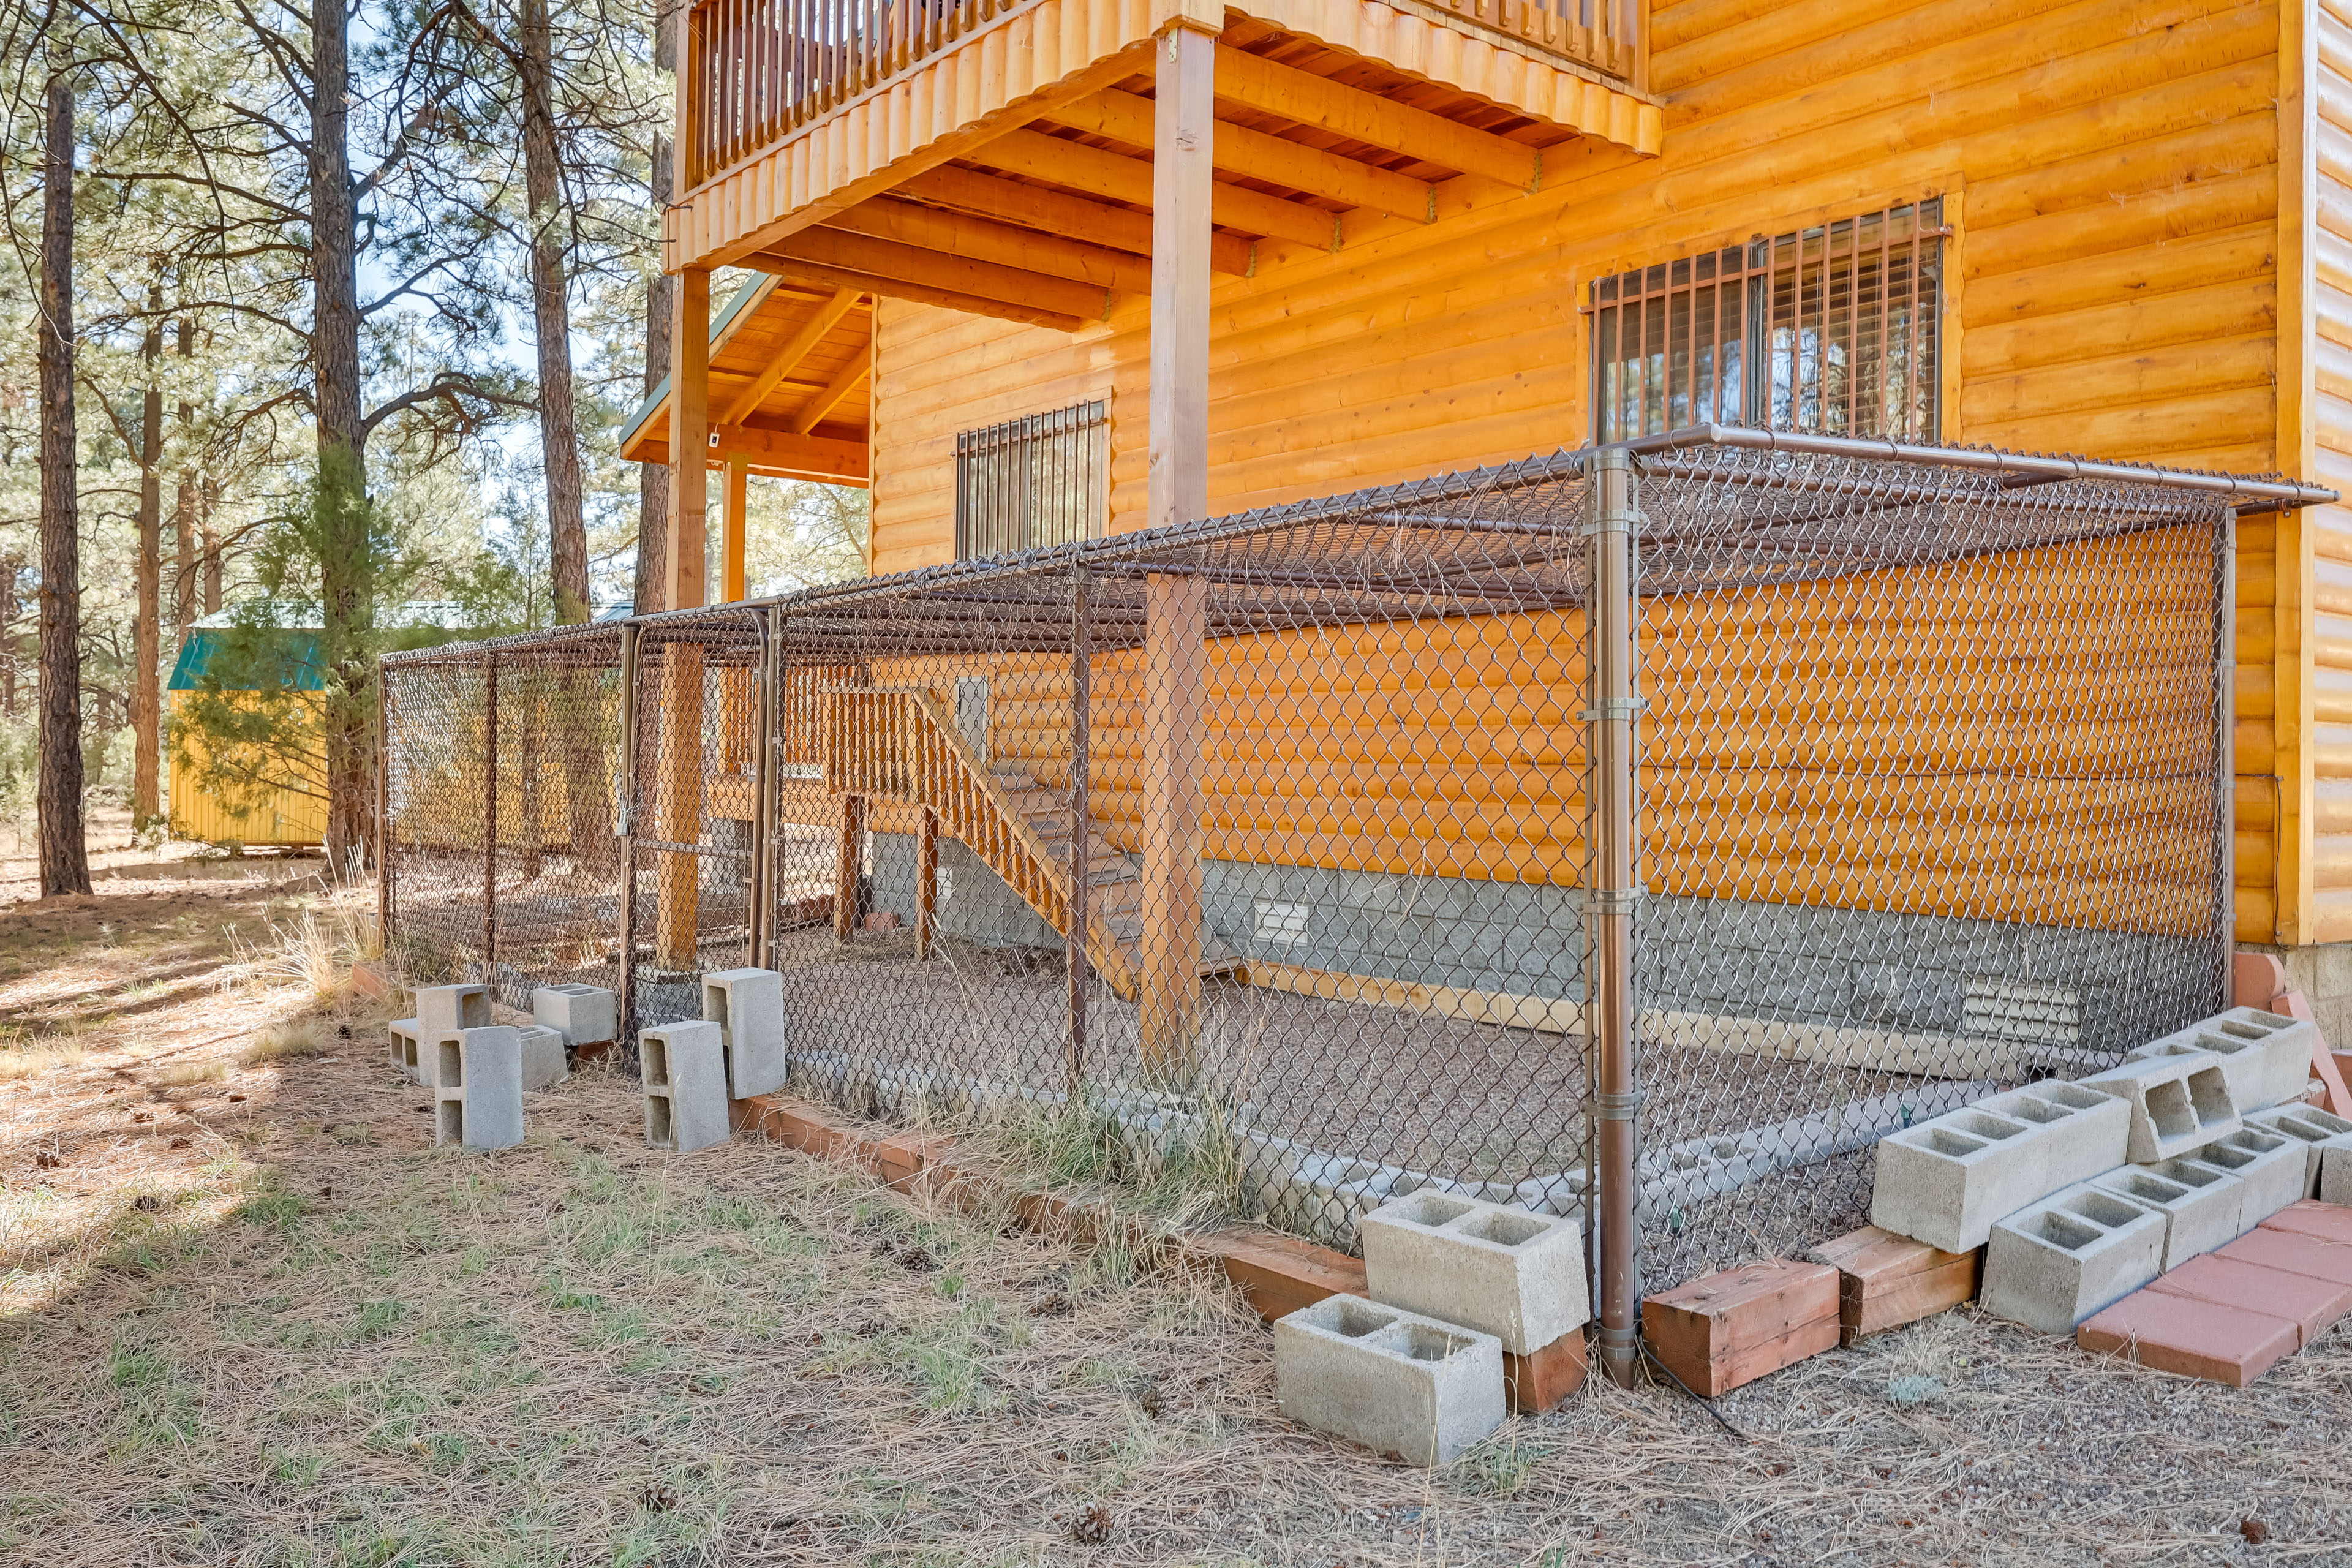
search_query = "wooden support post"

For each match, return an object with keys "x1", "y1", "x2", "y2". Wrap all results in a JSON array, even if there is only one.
[
  {"x1": 722, "y1": 453, "x2": 749, "y2": 603},
  {"x1": 1138, "y1": 22, "x2": 1214, "y2": 1083},
  {"x1": 834, "y1": 794, "x2": 866, "y2": 942},
  {"x1": 916, "y1": 805, "x2": 939, "y2": 959},
  {"x1": 666, "y1": 267, "x2": 710, "y2": 611},
  {"x1": 655, "y1": 639, "x2": 706, "y2": 971},
  {"x1": 655, "y1": 263, "x2": 709, "y2": 972}
]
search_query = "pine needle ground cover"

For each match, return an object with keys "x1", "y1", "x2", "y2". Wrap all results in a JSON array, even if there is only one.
[{"x1": 4, "y1": 820, "x2": 2352, "y2": 1566}]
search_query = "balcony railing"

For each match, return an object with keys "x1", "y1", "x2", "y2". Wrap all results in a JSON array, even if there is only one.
[
  {"x1": 684, "y1": 0, "x2": 1022, "y2": 189},
  {"x1": 681, "y1": 0, "x2": 1643, "y2": 194},
  {"x1": 1427, "y1": 0, "x2": 1640, "y2": 85}
]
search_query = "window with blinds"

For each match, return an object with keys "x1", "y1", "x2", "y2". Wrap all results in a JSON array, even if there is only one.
[
  {"x1": 954, "y1": 399, "x2": 1109, "y2": 560},
  {"x1": 1589, "y1": 200, "x2": 1947, "y2": 444}
]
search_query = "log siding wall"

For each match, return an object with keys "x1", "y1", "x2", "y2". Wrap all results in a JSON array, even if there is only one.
[{"x1": 867, "y1": 0, "x2": 2291, "y2": 938}]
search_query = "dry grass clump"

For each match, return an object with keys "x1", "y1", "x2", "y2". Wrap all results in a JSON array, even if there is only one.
[
  {"x1": 222, "y1": 903, "x2": 375, "y2": 1013},
  {"x1": 153, "y1": 1060, "x2": 229, "y2": 1086},
  {"x1": 240, "y1": 1016, "x2": 333, "y2": 1064},
  {"x1": 0, "y1": 1041, "x2": 88, "y2": 1081}
]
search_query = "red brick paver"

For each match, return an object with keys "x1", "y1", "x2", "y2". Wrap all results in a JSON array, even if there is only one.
[
  {"x1": 2146, "y1": 1253, "x2": 2352, "y2": 1348},
  {"x1": 2260, "y1": 1199, "x2": 2352, "y2": 1250},
  {"x1": 2220, "y1": 1226, "x2": 2352, "y2": 1287},
  {"x1": 2077, "y1": 1292, "x2": 2301, "y2": 1387}
]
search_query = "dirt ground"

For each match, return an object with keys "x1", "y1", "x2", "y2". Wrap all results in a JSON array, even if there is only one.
[{"x1": 4, "y1": 813, "x2": 2351, "y2": 1567}]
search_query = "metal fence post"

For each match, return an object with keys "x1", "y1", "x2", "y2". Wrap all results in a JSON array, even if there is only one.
[
  {"x1": 376, "y1": 657, "x2": 391, "y2": 965},
  {"x1": 753, "y1": 607, "x2": 780, "y2": 972},
  {"x1": 2217, "y1": 507, "x2": 2237, "y2": 1006},
  {"x1": 616, "y1": 622, "x2": 641, "y2": 1042},
  {"x1": 1068, "y1": 565, "x2": 1091, "y2": 1099},
  {"x1": 1588, "y1": 447, "x2": 1642, "y2": 1389},
  {"x1": 481, "y1": 650, "x2": 499, "y2": 990}
]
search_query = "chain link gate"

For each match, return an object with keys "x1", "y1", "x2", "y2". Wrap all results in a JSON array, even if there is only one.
[
  {"x1": 383, "y1": 429, "x2": 2313, "y2": 1341},
  {"x1": 616, "y1": 608, "x2": 771, "y2": 1038}
]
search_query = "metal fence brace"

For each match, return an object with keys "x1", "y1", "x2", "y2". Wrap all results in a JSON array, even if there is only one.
[{"x1": 380, "y1": 428, "x2": 2323, "y2": 1313}]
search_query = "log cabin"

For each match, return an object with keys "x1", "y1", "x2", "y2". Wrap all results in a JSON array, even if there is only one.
[{"x1": 614, "y1": 0, "x2": 2352, "y2": 1046}]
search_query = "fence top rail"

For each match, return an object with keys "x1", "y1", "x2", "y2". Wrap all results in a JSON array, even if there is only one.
[{"x1": 383, "y1": 427, "x2": 2332, "y2": 669}]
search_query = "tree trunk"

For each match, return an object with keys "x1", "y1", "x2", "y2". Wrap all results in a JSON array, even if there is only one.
[
  {"x1": 37, "y1": 64, "x2": 90, "y2": 897},
  {"x1": 313, "y1": 0, "x2": 372, "y2": 872},
  {"x1": 634, "y1": 128, "x2": 673, "y2": 617},
  {"x1": 173, "y1": 315, "x2": 197, "y2": 635},
  {"x1": 522, "y1": 0, "x2": 588, "y2": 625},
  {"x1": 201, "y1": 477, "x2": 222, "y2": 614},
  {"x1": 1, "y1": 554, "x2": 20, "y2": 717},
  {"x1": 134, "y1": 285, "x2": 164, "y2": 828}
]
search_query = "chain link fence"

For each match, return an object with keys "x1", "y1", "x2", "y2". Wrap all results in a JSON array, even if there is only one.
[{"x1": 383, "y1": 428, "x2": 2307, "y2": 1313}]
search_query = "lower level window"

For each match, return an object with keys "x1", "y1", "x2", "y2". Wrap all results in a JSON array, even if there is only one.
[
  {"x1": 954, "y1": 399, "x2": 1109, "y2": 560},
  {"x1": 1590, "y1": 199, "x2": 1946, "y2": 443}
]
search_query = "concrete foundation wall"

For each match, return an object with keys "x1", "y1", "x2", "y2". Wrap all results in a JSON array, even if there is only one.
[{"x1": 865, "y1": 832, "x2": 2214, "y2": 1057}]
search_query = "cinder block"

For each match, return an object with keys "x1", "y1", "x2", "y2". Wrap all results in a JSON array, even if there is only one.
[
  {"x1": 1809, "y1": 1226, "x2": 1983, "y2": 1344},
  {"x1": 2190, "y1": 1128, "x2": 2312, "y2": 1230},
  {"x1": 2247, "y1": 1104, "x2": 2352, "y2": 1193},
  {"x1": 699, "y1": 968, "x2": 786, "y2": 1100},
  {"x1": 388, "y1": 1019, "x2": 421, "y2": 1080},
  {"x1": 2320, "y1": 1145, "x2": 2352, "y2": 1206},
  {"x1": 431, "y1": 1026, "x2": 524, "y2": 1151},
  {"x1": 641, "y1": 1020, "x2": 731, "y2": 1153},
  {"x1": 2130, "y1": 1008, "x2": 2313, "y2": 1115},
  {"x1": 1643, "y1": 1258, "x2": 1841, "y2": 1396},
  {"x1": 2089, "y1": 1163, "x2": 2242, "y2": 1272},
  {"x1": 2148, "y1": 1253, "x2": 2352, "y2": 1349},
  {"x1": 1272, "y1": 1294, "x2": 1505, "y2": 1466},
  {"x1": 532, "y1": 983, "x2": 616, "y2": 1047},
  {"x1": 1981, "y1": 1184, "x2": 2167, "y2": 1335},
  {"x1": 517, "y1": 1024, "x2": 568, "y2": 1091},
  {"x1": 1869, "y1": 1081, "x2": 2126, "y2": 1253},
  {"x1": 414, "y1": 984, "x2": 489, "y2": 1036},
  {"x1": 2076, "y1": 1289, "x2": 2299, "y2": 1387},
  {"x1": 1359, "y1": 1189, "x2": 1586, "y2": 1354},
  {"x1": 2081, "y1": 1052, "x2": 2240, "y2": 1163}
]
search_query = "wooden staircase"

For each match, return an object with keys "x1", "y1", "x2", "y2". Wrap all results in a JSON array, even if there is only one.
[{"x1": 818, "y1": 685, "x2": 1235, "y2": 1000}]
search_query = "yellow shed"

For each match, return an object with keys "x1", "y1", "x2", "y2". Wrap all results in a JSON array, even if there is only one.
[{"x1": 167, "y1": 612, "x2": 329, "y2": 849}]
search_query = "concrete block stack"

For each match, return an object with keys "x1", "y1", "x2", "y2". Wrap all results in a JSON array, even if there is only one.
[
  {"x1": 388, "y1": 983, "x2": 490, "y2": 1082},
  {"x1": 1849, "y1": 1000, "x2": 2352, "y2": 1369},
  {"x1": 1272, "y1": 1188, "x2": 1588, "y2": 1463},
  {"x1": 1357, "y1": 1190, "x2": 1590, "y2": 1413}
]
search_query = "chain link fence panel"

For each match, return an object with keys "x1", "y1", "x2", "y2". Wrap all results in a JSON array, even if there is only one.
[{"x1": 383, "y1": 429, "x2": 2285, "y2": 1302}]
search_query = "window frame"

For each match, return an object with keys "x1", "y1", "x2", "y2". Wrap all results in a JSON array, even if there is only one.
[
  {"x1": 952, "y1": 398, "x2": 1110, "y2": 562},
  {"x1": 1587, "y1": 199, "x2": 1949, "y2": 445}
]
